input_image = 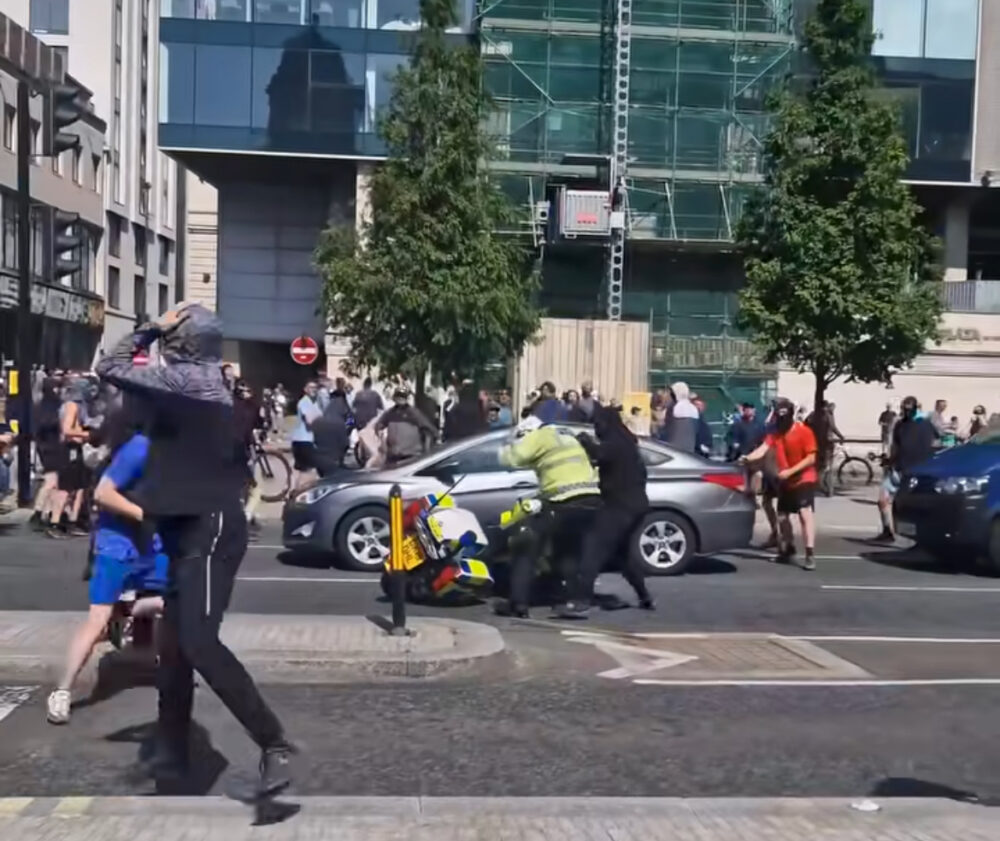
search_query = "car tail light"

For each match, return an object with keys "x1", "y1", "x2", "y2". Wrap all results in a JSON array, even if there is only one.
[{"x1": 702, "y1": 472, "x2": 745, "y2": 492}]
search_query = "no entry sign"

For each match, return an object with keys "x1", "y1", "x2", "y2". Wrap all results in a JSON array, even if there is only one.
[{"x1": 290, "y1": 335, "x2": 319, "y2": 366}]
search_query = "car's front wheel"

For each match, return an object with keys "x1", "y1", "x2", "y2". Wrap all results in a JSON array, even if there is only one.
[
  {"x1": 336, "y1": 505, "x2": 391, "y2": 572},
  {"x1": 631, "y1": 510, "x2": 696, "y2": 576}
]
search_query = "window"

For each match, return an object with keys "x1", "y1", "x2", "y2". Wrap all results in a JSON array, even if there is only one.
[
  {"x1": 2, "y1": 195, "x2": 16, "y2": 269},
  {"x1": 107, "y1": 266, "x2": 120, "y2": 309},
  {"x1": 29, "y1": 119, "x2": 40, "y2": 164},
  {"x1": 72, "y1": 147, "x2": 81, "y2": 184},
  {"x1": 52, "y1": 149, "x2": 62, "y2": 176},
  {"x1": 639, "y1": 445, "x2": 671, "y2": 467},
  {"x1": 107, "y1": 213, "x2": 121, "y2": 257},
  {"x1": 194, "y1": 45, "x2": 252, "y2": 127},
  {"x1": 134, "y1": 276, "x2": 147, "y2": 318},
  {"x1": 158, "y1": 283, "x2": 169, "y2": 315},
  {"x1": 3, "y1": 106, "x2": 14, "y2": 151},
  {"x1": 30, "y1": 0, "x2": 69, "y2": 34},
  {"x1": 872, "y1": 0, "x2": 979, "y2": 60},
  {"x1": 134, "y1": 224, "x2": 147, "y2": 267},
  {"x1": 158, "y1": 235, "x2": 172, "y2": 275},
  {"x1": 425, "y1": 440, "x2": 505, "y2": 476},
  {"x1": 91, "y1": 154, "x2": 101, "y2": 191}
]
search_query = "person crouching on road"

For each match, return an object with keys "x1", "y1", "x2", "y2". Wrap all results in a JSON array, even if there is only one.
[
  {"x1": 741, "y1": 398, "x2": 819, "y2": 571},
  {"x1": 493, "y1": 414, "x2": 601, "y2": 619},
  {"x1": 47, "y1": 413, "x2": 167, "y2": 725},
  {"x1": 557, "y1": 405, "x2": 654, "y2": 619}
]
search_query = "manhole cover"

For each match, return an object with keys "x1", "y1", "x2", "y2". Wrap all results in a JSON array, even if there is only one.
[{"x1": 562, "y1": 632, "x2": 870, "y2": 682}]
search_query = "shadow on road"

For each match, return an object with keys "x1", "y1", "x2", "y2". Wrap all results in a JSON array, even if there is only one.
[
  {"x1": 689, "y1": 556, "x2": 738, "y2": 575},
  {"x1": 845, "y1": 537, "x2": 999, "y2": 578},
  {"x1": 276, "y1": 550, "x2": 333, "y2": 571},
  {"x1": 106, "y1": 720, "x2": 228, "y2": 796},
  {"x1": 870, "y1": 777, "x2": 988, "y2": 804}
]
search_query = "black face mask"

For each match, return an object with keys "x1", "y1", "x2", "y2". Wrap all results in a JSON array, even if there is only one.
[
  {"x1": 775, "y1": 412, "x2": 794, "y2": 433},
  {"x1": 902, "y1": 405, "x2": 917, "y2": 420}
]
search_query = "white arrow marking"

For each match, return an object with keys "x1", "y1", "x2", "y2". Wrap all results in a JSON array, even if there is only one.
[{"x1": 563, "y1": 632, "x2": 699, "y2": 679}]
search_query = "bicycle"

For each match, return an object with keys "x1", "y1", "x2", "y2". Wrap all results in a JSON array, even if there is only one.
[
  {"x1": 250, "y1": 435, "x2": 292, "y2": 503},
  {"x1": 830, "y1": 443, "x2": 876, "y2": 490}
]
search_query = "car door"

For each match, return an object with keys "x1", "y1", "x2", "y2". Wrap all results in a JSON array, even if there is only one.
[{"x1": 415, "y1": 437, "x2": 537, "y2": 539}]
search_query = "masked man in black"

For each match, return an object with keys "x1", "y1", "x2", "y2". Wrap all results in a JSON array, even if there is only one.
[{"x1": 96, "y1": 303, "x2": 294, "y2": 796}]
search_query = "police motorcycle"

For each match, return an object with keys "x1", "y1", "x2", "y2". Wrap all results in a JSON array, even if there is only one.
[{"x1": 379, "y1": 493, "x2": 494, "y2": 604}]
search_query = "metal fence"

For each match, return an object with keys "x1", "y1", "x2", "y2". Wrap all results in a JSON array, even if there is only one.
[{"x1": 942, "y1": 280, "x2": 1000, "y2": 314}]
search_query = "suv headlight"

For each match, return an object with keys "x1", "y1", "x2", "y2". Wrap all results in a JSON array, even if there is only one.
[
  {"x1": 295, "y1": 484, "x2": 349, "y2": 505},
  {"x1": 935, "y1": 476, "x2": 989, "y2": 495}
]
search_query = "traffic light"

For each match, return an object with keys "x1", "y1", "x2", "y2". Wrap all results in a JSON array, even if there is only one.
[
  {"x1": 42, "y1": 82, "x2": 83, "y2": 157},
  {"x1": 51, "y1": 207, "x2": 82, "y2": 283}
]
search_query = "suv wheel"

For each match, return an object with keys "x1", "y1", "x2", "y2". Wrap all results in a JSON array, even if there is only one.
[
  {"x1": 336, "y1": 505, "x2": 391, "y2": 572},
  {"x1": 631, "y1": 510, "x2": 696, "y2": 576}
]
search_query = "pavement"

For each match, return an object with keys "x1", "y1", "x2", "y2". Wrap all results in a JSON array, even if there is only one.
[
  {"x1": 0, "y1": 612, "x2": 504, "y2": 684},
  {"x1": 0, "y1": 796, "x2": 996, "y2": 840}
]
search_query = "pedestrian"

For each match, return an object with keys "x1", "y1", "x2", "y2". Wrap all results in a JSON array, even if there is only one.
[
  {"x1": 494, "y1": 413, "x2": 601, "y2": 618},
  {"x1": 46, "y1": 415, "x2": 168, "y2": 725},
  {"x1": 496, "y1": 390, "x2": 513, "y2": 427},
  {"x1": 649, "y1": 391, "x2": 668, "y2": 438},
  {"x1": 730, "y1": 403, "x2": 765, "y2": 460},
  {"x1": 742, "y1": 398, "x2": 819, "y2": 570},
  {"x1": 221, "y1": 363, "x2": 236, "y2": 393},
  {"x1": 558, "y1": 405, "x2": 654, "y2": 618},
  {"x1": 443, "y1": 381, "x2": 487, "y2": 442},
  {"x1": 316, "y1": 375, "x2": 332, "y2": 412},
  {"x1": 51, "y1": 378, "x2": 92, "y2": 538},
  {"x1": 563, "y1": 389, "x2": 587, "y2": 423},
  {"x1": 95, "y1": 303, "x2": 295, "y2": 796},
  {"x1": 29, "y1": 377, "x2": 65, "y2": 533},
  {"x1": 487, "y1": 403, "x2": 506, "y2": 430},
  {"x1": 290, "y1": 380, "x2": 322, "y2": 490},
  {"x1": 929, "y1": 398, "x2": 948, "y2": 444},
  {"x1": 625, "y1": 405, "x2": 649, "y2": 437},
  {"x1": 532, "y1": 381, "x2": 565, "y2": 424},
  {"x1": 875, "y1": 395, "x2": 936, "y2": 542},
  {"x1": 578, "y1": 381, "x2": 598, "y2": 422},
  {"x1": 376, "y1": 387, "x2": 438, "y2": 465},
  {"x1": 969, "y1": 405, "x2": 987, "y2": 439},
  {"x1": 658, "y1": 381, "x2": 699, "y2": 454},
  {"x1": 690, "y1": 393, "x2": 713, "y2": 458},
  {"x1": 312, "y1": 383, "x2": 351, "y2": 475},
  {"x1": 351, "y1": 376, "x2": 384, "y2": 431},
  {"x1": 0, "y1": 416, "x2": 13, "y2": 512},
  {"x1": 878, "y1": 402, "x2": 897, "y2": 455}
]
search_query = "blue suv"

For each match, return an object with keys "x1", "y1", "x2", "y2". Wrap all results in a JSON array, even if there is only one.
[{"x1": 893, "y1": 427, "x2": 1000, "y2": 569}]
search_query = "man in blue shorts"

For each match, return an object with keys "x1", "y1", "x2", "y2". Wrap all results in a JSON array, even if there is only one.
[{"x1": 47, "y1": 430, "x2": 167, "y2": 725}]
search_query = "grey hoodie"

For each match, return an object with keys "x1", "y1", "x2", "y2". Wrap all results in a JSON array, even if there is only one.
[{"x1": 95, "y1": 305, "x2": 240, "y2": 515}]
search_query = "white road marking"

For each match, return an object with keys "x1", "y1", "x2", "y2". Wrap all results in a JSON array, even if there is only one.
[
  {"x1": 730, "y1": 552, "x2": 869, "y2": 561},
  {"x1": 791, "y1": 635, "x2": 1000, "y2": 644},
  {"x1": 237, "y1": 576, "x2": 375, "y2": 584},
  {"x1": 562, "y1": 631, "x2": 698, "y2": 679},
  {"x1": 822, "y1": 585, "x2": 1000, "y2": 593},
  {"x1": 0, "y1": 687, "x2": 35, "y2": 723},
  {"x1": 634, "y1": 678, "x2": 1000, "y2": 687},
  {"x1": 245, "y1": 545, "x2": 287, "y2": 551}
]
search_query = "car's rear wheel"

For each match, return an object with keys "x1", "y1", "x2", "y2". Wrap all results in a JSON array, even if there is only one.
[
  {"x1": 336, "y1": 505, "x2": 391, "y2": 572},
  {"x1": 631, "y1": 510, "x2": 696, "y2": 576}
]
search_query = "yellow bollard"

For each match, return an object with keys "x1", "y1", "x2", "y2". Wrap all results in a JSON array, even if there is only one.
[{"x1": 388, "y1": 484, "x2": 407, "y2": 633}]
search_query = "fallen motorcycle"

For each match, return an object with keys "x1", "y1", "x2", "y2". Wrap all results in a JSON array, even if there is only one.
[{"x1": 380, "y1": 493, "x2": 494, "y2": 604}]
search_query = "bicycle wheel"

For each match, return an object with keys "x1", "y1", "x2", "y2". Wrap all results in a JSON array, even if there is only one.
[
  {"x1": 257, "y1": 451, "x2": 292, "y2": 503},
  {"x1": 837, "y1": 456, "x2": 873, "y2": 488}
]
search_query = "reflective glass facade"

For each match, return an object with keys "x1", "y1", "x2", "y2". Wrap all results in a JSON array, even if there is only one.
[{"x1": 159, "y1": 18, "x2": 434, "y2": 156}]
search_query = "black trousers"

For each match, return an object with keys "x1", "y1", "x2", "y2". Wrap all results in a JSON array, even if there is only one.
[
  {"x1": 508, "y1": 496, "x2": 601, "y2": 609},
  {"x1": 157, "y1": 503, "x2": 284, "y2": 757},
  {"x1": 571, "y1": 505, "x2": 650, "y2": 604}
]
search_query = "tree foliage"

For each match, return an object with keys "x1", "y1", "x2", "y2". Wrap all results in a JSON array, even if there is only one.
[
  {"x1": 315, "y1": 0, "x2": 540, "y2": 382},
  {"x1": 735, "y1": 0, "x2": 942, "y2": 411}
]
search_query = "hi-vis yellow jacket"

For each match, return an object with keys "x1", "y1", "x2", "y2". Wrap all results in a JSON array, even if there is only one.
[{"x1": 499, "y1": 426, "x2": 600, "y2": 503}]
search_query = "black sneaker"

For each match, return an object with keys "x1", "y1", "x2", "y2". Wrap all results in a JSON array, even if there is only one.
[
  {"x1": 755, "y1": 534, "x2": 778, "y2": 550},
  {"x1": 68, "y1": 521, "x2": 89, "y2": 537},
  {"x1": 29, "y1": 511, "x2": 44, "y2": 532},
  {"x1": 801, "y1": 551, "x2": 817, "y2": 572},
  {"x1": 45, "y1": 523, "x2": 68, "y2": 540},
  {"x1": 873, "y1": 528, "x2": 895, "y2": 543},
  {"x1": 772, "y1": 547, "x2": 795, "y2": 565},
  {"x1": 638, "y1": 597, "x2": 656, "y2": 611},
  {"x1": 258, "y1": 742, "x2": 298, "y2": 798},
  {"x1": 492, "y1": 600, "x2": 529, "y2": 619},
  {"x1": 597, "y1": 593, "x2": 629, "y2": 611}
]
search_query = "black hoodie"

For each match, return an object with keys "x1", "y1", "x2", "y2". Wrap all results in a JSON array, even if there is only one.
[
  {"x1": 577, "y1": 406, "x2": 648, "y2": 513},
  {"x1": 95, "y1": 305, "x2": 241, "y2": 516}
]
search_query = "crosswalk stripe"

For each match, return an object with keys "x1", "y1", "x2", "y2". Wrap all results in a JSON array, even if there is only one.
[{"x1": 0, "y1": 686, "x2": 35, "y2": 724}]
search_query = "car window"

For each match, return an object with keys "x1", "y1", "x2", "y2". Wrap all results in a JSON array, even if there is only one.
[
  {"x1": 639, "y1": 445, "x2": 671, "y2": 467},
  {"x1": 427, "y1": 439, "x2": 505, "y2": 475}
]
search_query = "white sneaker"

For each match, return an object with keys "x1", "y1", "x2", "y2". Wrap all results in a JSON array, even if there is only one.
[{"x1": 46, "y1": 689, "x2": 71, "y2": 725}]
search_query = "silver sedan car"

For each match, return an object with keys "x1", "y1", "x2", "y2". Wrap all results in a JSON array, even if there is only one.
[{"x1": 282, "y1": 426, "x2": 754, "y2": 575}]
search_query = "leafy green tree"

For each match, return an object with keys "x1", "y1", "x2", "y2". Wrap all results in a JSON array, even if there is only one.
[
  {"x1": 736, "y1": 0, "x2": 942, "y2": 416},
  {"x1": 316, "y1": 0, "x2": 540, "y2": 391}
]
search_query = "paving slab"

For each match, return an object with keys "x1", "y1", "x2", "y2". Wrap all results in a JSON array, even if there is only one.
[
  {"x1": 0, "y1": 796, "x2": 995, "y2": 840},
  {"x1": 0, "y1": 611, "x2": 505, "y2": 683}
]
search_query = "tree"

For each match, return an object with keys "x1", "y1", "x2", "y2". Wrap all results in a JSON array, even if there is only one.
[
  {"x1": 315, "y1": 0, "x2": 540, "y2": 391},
  {"x1": 736, "y1": 0, "x2": 942, "y2": 418}
]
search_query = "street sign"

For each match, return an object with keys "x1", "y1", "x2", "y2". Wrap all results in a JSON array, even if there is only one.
[{"x1": 290, "y1": 335, "x2": 319, "y2": 366}]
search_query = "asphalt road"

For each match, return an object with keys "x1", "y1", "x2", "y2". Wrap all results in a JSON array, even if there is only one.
[{"x1": 3, "y1": 517, "x2": 1000, "y2": 801}]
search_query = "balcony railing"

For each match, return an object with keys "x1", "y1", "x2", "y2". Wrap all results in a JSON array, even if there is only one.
[{"x1": 943, "y1": 280, "x2": 1000, "y2": 314}]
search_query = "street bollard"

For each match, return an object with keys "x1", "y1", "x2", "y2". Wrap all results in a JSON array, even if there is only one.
[{"x1": 387, "y1": 484, "x2": 408, "y2": 635}]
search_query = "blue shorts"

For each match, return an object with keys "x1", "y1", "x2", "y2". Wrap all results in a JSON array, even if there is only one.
[
  {"x1": 881, "y1": 469, "x2": 901, "y2": 497},
  {"x1": 88, "y1": 553, "x2": 169, "y2": 606}
]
